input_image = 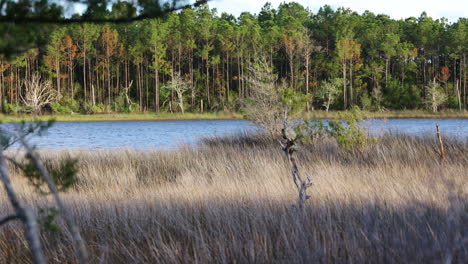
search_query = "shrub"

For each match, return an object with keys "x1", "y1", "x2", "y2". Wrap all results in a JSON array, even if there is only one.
[
  {"x1": 82, "y1": 103, "x2": 103, "y2": 114},
  {"x1": 294, "y1": 106, "x2": 374, "y2": 152},
  {"x1": 51, "y1": 99, "x2": 80, "y2": 114},
  {"x1": 4, "y1": 103, "x2": 24, "y2": 114},
  {"x1": 294, "y1": 119, "x2": 328, "y2": 142},
  {"x1": 327, "y1": 106, "x2": 372, "y2": 152},
  {"x1": 359, "y1": 92, "x2": 373, "y2": 111}
]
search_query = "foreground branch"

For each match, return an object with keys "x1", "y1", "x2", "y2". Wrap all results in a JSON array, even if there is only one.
[
  {"x1": 0, "y1": 214, "x2": 19, "y2": 226},
  {"x1": 0, "y1": 149, "x2": 46, "y2": 264},
  {"x1": 0, "y1": 1, "x2": 209, "y2": 24},
  {"x1": 20, "y1": 139, "x2": 88, "y2": 264}
]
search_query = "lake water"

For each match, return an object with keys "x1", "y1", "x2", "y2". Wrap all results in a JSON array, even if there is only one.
[{"x1": 3, "y1": 118, "x2": 467, "y2": 150}]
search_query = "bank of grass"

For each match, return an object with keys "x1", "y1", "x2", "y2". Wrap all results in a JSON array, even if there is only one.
[
  {"x1": 0, "y1": 111, "x2": 242, "y2": 122},
  {"x1": 0, "y1": 109, "x2": 467, "y2": 123},
  {"x1": 302, "y1": 109, "x2": 468, "y2": 119},
  {"x1": 1, "y1": 133, "x2": 467, "y2": 263}
]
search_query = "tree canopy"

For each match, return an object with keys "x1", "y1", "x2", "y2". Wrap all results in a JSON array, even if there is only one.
[{"x1": 0, "y1": 1, "x2": 467, "y2": 114}]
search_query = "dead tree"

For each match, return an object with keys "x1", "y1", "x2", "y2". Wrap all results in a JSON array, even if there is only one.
[
  {"x1": 244, "y1": 58, "x2": 283, "y2": 135},
  {"x1": 123, "y1": 80, "x2": 134, "y2": 111},
  {"x1": 20, "y1": 73, "x2": 57, "y2": 114},
  {"x1": 278, "y1": 107, "x2": 313, "y2": 213},
  {"x1": 436, "y1": 124, "x2": 445, "y2": 161}
]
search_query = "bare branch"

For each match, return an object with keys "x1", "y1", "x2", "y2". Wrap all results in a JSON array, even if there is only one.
[
  {"x1": 21, "y1": 73, "x2": 57, "y2": 114},
  {"x1": 171, "y1": 73, "x2": 189, "y2": 113},
  {"x1": 0, "y1": 214, "x2": 19, "y2": 226},
  {"x1": 20, "y1": 139, "x2": 88, "y2": 264},
  {"x1": 279, "y1": 107, "x2": 313, "y2": 213},
  {"x1": 123, "y1": 80, "x2": 134, "y2": 107},
  {"x1": 0, "y1": 149, "x2": 46, "y2": 264},
  {"x1": 244, "y1": 57, "x2": 283, "y2": 134}
]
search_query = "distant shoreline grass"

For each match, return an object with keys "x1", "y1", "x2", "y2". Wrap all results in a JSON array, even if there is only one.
[
  {"x1": 0, "y1": 111, "x2": 242, "y2": 122},
  {"x1": 302, "y1": 109, "x2": 468, "y2": 119},
  {"x1": 0, "y1": 109, "x2": 467, "y2": 122}
]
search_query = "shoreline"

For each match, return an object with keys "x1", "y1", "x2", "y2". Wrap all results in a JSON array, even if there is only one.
[
  {"x1": 0, "y1": 112, "x2": 243, "y2": 122},
  {"x1": 1, "y1": 110, "x2": 467, "y2": 122}
]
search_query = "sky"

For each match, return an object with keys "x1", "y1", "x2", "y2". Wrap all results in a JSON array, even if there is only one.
[{"x1": 206, "y1": 0, "x2": 467, "y2": 22}]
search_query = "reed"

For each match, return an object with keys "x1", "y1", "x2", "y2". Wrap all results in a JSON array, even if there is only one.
[
  {"x1": 1, "y1": 109, "x2": 467, "y2": 123},
  {"x1": 1, "y1": 133, "x2": 467, "y2": 263}
]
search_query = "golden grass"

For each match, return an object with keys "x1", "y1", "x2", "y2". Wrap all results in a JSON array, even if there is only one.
[
  {"x1": 0, "y1": 134, "x2": 467, "y2": 263},
  {"x1": 0, "y1": 111, "x2": 242, "y2": 122},
  {"x1": 1, "y1": 109, "x2": 467, "y2": 123},
  {"x1": 302, "y1": 109, "x2": 468, "y2": 119}
]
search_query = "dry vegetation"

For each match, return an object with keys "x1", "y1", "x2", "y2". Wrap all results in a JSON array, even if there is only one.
[{"x1": 0, "y1": 133, "x2": 467, "y2": 263}]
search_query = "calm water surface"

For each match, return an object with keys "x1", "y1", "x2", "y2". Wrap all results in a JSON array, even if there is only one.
[{"x1": 5, "y1": 118, "x2": 468, "y2": 150}]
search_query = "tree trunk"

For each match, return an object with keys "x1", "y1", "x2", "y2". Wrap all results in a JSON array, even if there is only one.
[
  {"x1": 206, "y1": 59, "x2": 210, "y2": 107},
  {"x1": 70, "y1": 53, "x2": 74, "y2": 100},
  {"x1": 464, "y1": 54, "x2": 466, "y2": 107},
  {"x1": 226, "y1": 52, "x2": 230, "y2": 106},
  {"x1": 289, "y1": 56, "x2": 294, "y2": 88},
  {"x1": 453, "y1": 57, "x2": 457, "y2": 89},
  {"x1": 56, "y1": 59, "x2": 60, "y2": 96},
  {"x1": 350, "y1": 62, "x2": 353, "y2": 106},
  {"x1": 90, "y1": 59, "x2": 95, "y2": 106},
  {"x1": 125, "y1": 59, "x2": 128, "y2": 89},
  {"x1": 237, "y1": 55, "x2": 241, "y2": 99},
  {"x1": 456, "y1": 79, "x2": 462, "y2": 111},
  {"x1": 83, "y1": 49, "x2": 87, "y2": 104},
  {"x1": 385, "y1": 57, "x2": 389, "y2": 84},
  {"x1": 342, "y1": 59, "x2": 347, "y2": 109},
  {"x1": 0, "y1": 68, "x2": 4, "y2": 113},
  {"x1": 190, "y1": 51, "x2": 194, "y2": 107},
  {"x1": 145, "y1": 62, "x2": 149, "y2": 111},
  {"x1": 107, "y1": 57, "x2": 111, "y2": 105},
  {"x1": 138, "y1": 63, "x2": 142, "y2": 111},
  {"x1": 305, "y1": 55, "x2": 310, "y2": 111},
  {"x1": 155, "y1": 66, "x2": 159, "y2": 112}
]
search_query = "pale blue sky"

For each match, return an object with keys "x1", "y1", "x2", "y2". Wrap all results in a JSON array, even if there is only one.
[{"x1": 207, "y1": 0, "x2": 467, "y2": 22}]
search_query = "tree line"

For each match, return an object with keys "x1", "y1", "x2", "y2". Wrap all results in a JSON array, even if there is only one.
[{"x1": 0, "y1": 1, "x2": 467, "y2": 114}]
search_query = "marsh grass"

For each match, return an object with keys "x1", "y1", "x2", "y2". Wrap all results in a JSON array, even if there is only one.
[
  {"x1": 0, "y1": 111, "x2": 241, "y2": 123},
  {"x1": 303, "y1": 109, "x2": 468, "y2": 119},
  {"x1": 0, "y1": 133, "x2": 467, "y2": 263},
  {"x1": 1, "y1": 109, "x2": 467, "y2": 123}
]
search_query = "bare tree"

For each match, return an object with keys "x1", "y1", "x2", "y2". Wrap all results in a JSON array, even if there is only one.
[
  {"x1": 244, "y1": 58, "x2": 283, "y2": 134},
  {"x1": 170, "y1": 73, "x2": 189, "y2": 113},
  {"x1": 122, "y1": 80, "x2": 135, "y2": 112},
  {"x1": 317, "y1": 78, "x2": 341, "y2": 112},
  {"x1": 278, "y1": 107, "x2": 313, "y2": 213},
  {"x1": 21, "y1": 73, "x2": 57, "y2": 114},
  {"x1": 426, "y1": 80, "x2": 447, "y2": 112}
]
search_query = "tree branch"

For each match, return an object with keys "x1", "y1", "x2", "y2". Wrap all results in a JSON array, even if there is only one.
[
  {"x1": 0, "y1": 214, "x2": 19, "y2": 226},
  {"x1": 0, "y1": 1, "x2": 209, "y2": 24},
  {"x1": 20, "y1": 139, "x2": 88, "y2": 264},
  {"x1": 0, "y1": 149, "x2": 46, "y2": 264}
]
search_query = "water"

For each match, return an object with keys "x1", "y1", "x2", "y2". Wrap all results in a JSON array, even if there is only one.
[{"x1": 2, "y1": 118, "x2": 467, "y2": 150}]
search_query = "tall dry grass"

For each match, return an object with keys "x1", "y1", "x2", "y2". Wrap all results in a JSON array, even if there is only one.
[{"x1": 0, "y1": 133, "x2": 467, "y2": 263}]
